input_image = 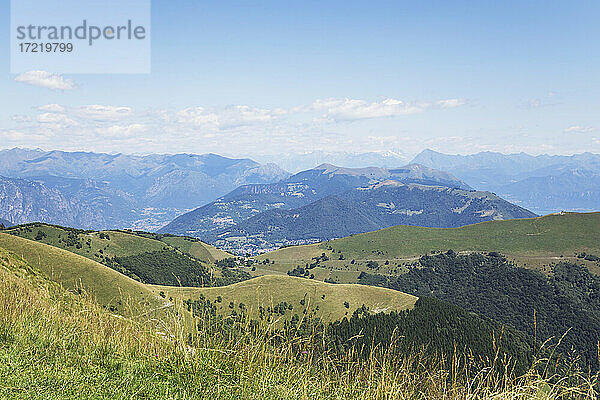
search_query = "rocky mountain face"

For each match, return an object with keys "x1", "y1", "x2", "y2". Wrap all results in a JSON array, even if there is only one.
[
  {"x1": 0, "y1": 148, "x2": 289, "y2": 230},
  {"x1": 0, "y1": 176, "x2": 78, "y2": 226},
  {"x1": 412, "y1": 149, "x2": 600, "y2": 214}
]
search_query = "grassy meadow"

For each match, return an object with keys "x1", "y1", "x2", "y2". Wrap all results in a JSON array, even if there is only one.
[
  {"x1": 0, "y1": 232, "x2": 163, "y2": 314},
  {"x1": 3, "y1": 223, "x2": 233, "y2": 265}
]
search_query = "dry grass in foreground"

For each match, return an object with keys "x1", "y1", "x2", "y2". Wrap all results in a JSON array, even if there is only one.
[{"x1": 0, "y1": 248, "x2": 598, "y2": 399}]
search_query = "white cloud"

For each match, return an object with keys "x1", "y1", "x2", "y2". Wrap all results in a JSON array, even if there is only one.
[
  {"x1": 436, "y1": 98, "x2": 465, "y2": 109},
  {"x1": 11, "y1": 115, "x2": 31, "y2": 123},
  {"x1": 76, "y1": 105, "x2": 134, "y2": 121},
  {"x1": 564, "y1": 125, "x2": 594, "y2": 134},
  {"x1": 307, "y1": 97, "x2": 465, "y2": 121},
  {"x1": 308, "y1": 98, "x2": 423, "y2": 121},
  {"x1": 14, "y1": 71, "x2": 77, "y2": 90},
  {"x1": 37, "y1": 113, "x2": 77, "y2": 126},
  {"x1": 366, "y1": 135, "x2": 399, "y2": 145},
  {"x1": 99, "y1": 124, "x2": 148, "y2": 138},
  {"x1": 0, "y1": 129, "x2": 28, "y2": 141},
  {"x1": 3, "y1": 96, "x2": 471, "y2": 155},
  {"x1": 176, "y1": 107, "x2": 220, "y2": 129},
  {"x1": 37, "y1": 104, "x2": 65, "y2": 113},
  {"x1": 176, "y1": 105, "x2": 284, "y2": 130},
  {"x1": 0, "y1": 129, "x2": 46, "y2": 142}
]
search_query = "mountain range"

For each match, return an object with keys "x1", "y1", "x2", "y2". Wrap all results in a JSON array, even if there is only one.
[
  {"x1": 0, "y1": 176, "x2": 79, "y2": 227},
  {"x1": 2, "y1": 148, "x2": 597, "y2": 252},
  {"x1": 0, "y1": 148, "x2": 289, "y2": 230},
  {"x1": 161, "y1": 163, "x2": 533, "y2": 253},
  {"x1": 412, "y1": 149, "x2": 600, "y2": 215},
  {"x1": 256, "y1": 150, "x2": 410, "y2": 173}
]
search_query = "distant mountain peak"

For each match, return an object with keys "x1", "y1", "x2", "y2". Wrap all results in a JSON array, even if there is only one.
[
  {"x1": 313, "y1": 163, "x2": 338, "y2": 170},
  {"x1": 313, "y1": 163, "x2": 389, "y2": 178}
]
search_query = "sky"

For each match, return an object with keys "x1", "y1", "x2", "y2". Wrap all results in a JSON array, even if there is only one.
[{"x1": 1, "y1": 0, "x2": 599, "y2": 158}]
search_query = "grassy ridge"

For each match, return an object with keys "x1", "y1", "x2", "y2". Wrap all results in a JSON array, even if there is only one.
[
  {"x1": 0, "y1": 228, "x2": 415, "y2": 324},
  {"x1": 152, "y1": 275, "x2": 417, "y2": 323},
  {"x1": 3, "y1": 223, "x2": 249, "y2": 287},
  {"x1": 259, "y1": 212, "x2": 600, "y2": 264},
  {"x1": 3, "y1": 224, "x2": 166, "y2": 261},
  {"x1": 3, "y1": 223, "x2": 234, "y2": 265},
  {"x1": 327, "y1": 212, "x2": 600, "y2": 258},
  {"x1": 0, "y1": 232, "x2": 163, "y2": 314}
]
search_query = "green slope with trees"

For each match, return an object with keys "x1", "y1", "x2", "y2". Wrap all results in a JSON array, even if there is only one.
[
  {"x1": 0, "y1": 232, "x2": 163, "y2": 314},
  {"x1": 324, "y1": 212, "x2": 600, "y2": 258},
  {"x1": 151, "y1": 274, "x2": 417, "y2": 323},
  {"x1": 257, "y1": 212, "x2": 600, "y2": 275},
  {"x1": 3, "y1": 223, "x2": 248, "y2": 287},
  {"x1": 4, "y1": 247, "x2": 585, "y2": 399},
  {"x1": 357, "y1": 251, "x2": 600, "y2": 370}
]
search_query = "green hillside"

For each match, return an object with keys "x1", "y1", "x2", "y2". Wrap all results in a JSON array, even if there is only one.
[
  {"x1": 257, "y1": 212, "x2": 600, "y2": 274},
  {"x1": 3, "y1": 223, "x2": 234, "y2": 263},
  {"x1": 152, "y1": 274, "x2": 417, "y2": 323},
  {"x1": 4, "y1": 223, "x2": 246, "y2": 287},
  {"x1": 326, "y1": 212, "x2": 600, "y2": 257},
  {"x1": 158, "y1": 235, "x2": 232, "y2": 262},
  {"x1": 357, "y1": 251, "x2": 600, "y2": 369},
  {"x1": 0, "y1": 232, "x2": 163, "y2": 315},
  {"x1": 0, "y1": 227, "x2": 415, "y2": 324},
  {"x1": 4, "y1": 224, "x2": 166, "y2": 261}
]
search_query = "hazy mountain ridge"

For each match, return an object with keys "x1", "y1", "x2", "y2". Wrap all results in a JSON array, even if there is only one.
[
  {"x1": 0, "y1": 149, "x2": 290, "y2": 206},
  {"x1": 256, "y1": 150, "x2": 411, "y2": 173},
  {"x1": 412, "y1": 149, "x2": 600, "y2": 176},
  {"x1": 2, "y1": 147, "x2": 590, "y2": 240},
  {"x1": 412, "y1": 149, "x2": 600, "y2": 214},
  {"x1": 0, "y1": 175, "x2": 142, "y2": 228},
  {"x1": 499, "y1": 168, "x2": 600, "y2": 212},
  {"x1": 0, "y1": 176, "x2": 78, "y2": 226},
  {"x1": 0, "y1": 148, "x2": 289, "y2": 230}
]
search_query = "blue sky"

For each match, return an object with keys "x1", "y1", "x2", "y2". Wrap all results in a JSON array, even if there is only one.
[{"x1": 1, "y1": 0, "x2": 599, "y2": 157}]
